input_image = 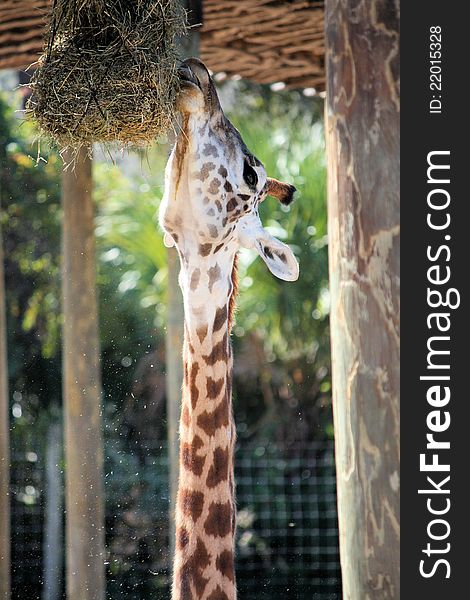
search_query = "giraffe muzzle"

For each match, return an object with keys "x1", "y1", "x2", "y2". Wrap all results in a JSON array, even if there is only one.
[{"x1": 177, "y1": 63, "x2": 200, "y2": 89}]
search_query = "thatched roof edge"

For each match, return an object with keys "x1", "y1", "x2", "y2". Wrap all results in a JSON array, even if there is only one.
[{"x1": 0, "y1": 0, "x2": 325, "y2": 90}]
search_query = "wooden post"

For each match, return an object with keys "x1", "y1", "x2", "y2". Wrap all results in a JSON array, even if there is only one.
[
  {"x1": 42, "y1": 421, "x2": 63, "y2": 600},
  {"x1": 0, "y1": 227, "x2": 10, "y2": 600},
  {"x1": 325, "y1": 1, "x2": 400, "y2": 598},
  {"x1": 62, "y1": 149, "x2": 106, "y2": 600},
  {"x1": 165, "y1": 0, "x2": 200, "y2": 563}
]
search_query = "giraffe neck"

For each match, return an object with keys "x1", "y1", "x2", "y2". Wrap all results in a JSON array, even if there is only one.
[{"x1": 173, "y1": 247, "x2": 237, "y2": 600}]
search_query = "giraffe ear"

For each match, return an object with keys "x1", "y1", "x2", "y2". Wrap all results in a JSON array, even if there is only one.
[
  {"x1": 253, "y1": 232, "x2": 299, "y2": 281},
  {"x1": 266, "y1": 178, "x2": 296, "y2": 205},
  {"x1": 238, "y1": 215, "x2": 299, "y2": 281}
]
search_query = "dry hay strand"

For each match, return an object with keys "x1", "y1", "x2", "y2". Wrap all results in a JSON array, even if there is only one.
[{"x1": 27, "y1": 0, "x2": 187, "y2": 150}]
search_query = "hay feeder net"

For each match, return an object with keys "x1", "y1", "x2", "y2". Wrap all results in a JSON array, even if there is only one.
[{"x1": 27, "y1": 0, "x2": 187, "y2": 149}]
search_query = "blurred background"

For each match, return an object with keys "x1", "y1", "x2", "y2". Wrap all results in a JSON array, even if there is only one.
[{"x1": 0, "y1": 69, "x2": 341, "y2": 599}]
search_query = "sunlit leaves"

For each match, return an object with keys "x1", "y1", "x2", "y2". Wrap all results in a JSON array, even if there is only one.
[
  {"x1": 1, "y1": 93, "x2": 62, "y2": 360},
  {"x1": 93, "y1": 152, "x2": 168, "y2": 330}
]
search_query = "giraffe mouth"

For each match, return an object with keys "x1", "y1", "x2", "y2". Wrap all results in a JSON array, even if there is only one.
[{"x1": 177, "y1": 63, "x2": 201, "y2": 90}]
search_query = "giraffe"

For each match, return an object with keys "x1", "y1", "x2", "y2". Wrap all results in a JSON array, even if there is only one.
[{"x1": 159, "y1": 58, "x2": 299, "y2": 600}]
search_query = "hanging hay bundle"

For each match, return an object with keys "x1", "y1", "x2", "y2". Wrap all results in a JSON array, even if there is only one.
[{"x1": 27, "y1": 0, "x2": 187, "y2": 149}]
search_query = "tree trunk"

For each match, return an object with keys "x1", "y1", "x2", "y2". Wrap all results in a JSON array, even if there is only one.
[
  {"x1": 324, "y1": 1, "x2": 400, "y2": 598},
  {"x1": 165, "y1": 2, "x2": 200, "y2": 562},
  {"x1": 62, "y1": 149, "x2": 106, "y2": 600},
  {"x1": 42, "y1": 420, "x2": 63, "y2": 600},
  {"x1": 0, "y1": 227, "x2": 10, "y2": 600}
]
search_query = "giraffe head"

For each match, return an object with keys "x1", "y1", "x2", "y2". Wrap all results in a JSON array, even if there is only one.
[{"x1": 159, "y1": 58, "x2": 299, "y2": 282}]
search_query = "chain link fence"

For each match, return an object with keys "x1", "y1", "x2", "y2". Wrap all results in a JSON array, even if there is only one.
[{"x1": 11, "y1": 440, "x2": 341, "y2": 599}]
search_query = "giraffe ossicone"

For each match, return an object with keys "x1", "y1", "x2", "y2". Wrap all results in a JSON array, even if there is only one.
[{"x1": 159, "y1": 57, "x2": 299, "y2": 600}]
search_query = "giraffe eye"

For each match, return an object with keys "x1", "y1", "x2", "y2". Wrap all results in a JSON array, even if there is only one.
[{"x1": 243, "y1": 160, "x2": 258, "y2": 188}]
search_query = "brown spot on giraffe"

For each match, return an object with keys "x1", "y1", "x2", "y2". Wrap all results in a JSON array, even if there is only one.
[
  {"x1": 213, "y1": 243, "x2": 224, "y2": 253},
  {"x1": 204, "y1": 143, "x2": 218, "y2": 158},
  {"x1": 213, "y1": 305, "x2": 227, "y2": 333},
  {"x1": 190, "y1": 268, "x2": 201, "y2": 291},
  {"x1": 197, "y1": 399, "x2": 230, "y2": 437},
  {"x1": 181, "y1": 435, "x2": 206, "y2": 476},
  {"x1": 190, "y1": 539, "x2": 211, "y2": 596},
  {"x1": 226, "y1": 197, "x2": 237, "y2": 212},
  {"x1": 203, "y1": 333, "x2": 228, "y2": 366},
  {"x1": 208, "y1": 224, "x2": 219, "y2": 238},
  {"x1": 208, "y1": 264, "x2": 222, "y2": 293},
  {"x1": 199, "y1": 243, "x2": 212, "y2": 257},
  {"x1": 207, "y1": 587, "x2": 230, "y2": 600},
  {"x1": 216, "y1": 550, "x2": 235, "y2": 582},
  {"x1": 218, "y1": 165, "x2": 228, "y2": 178},
  {"x1": 215, "y1": 200, "x2": 222, "y2": 212},
  {"x1": 177, "y1": 526, "x2": 190, "y2": 550},
  {"x1": 208, "y1": 178, "x2": 221, "y2": 195},
  {"x1": 177, "y1": 537, "x2": 211, "y2": 599},
  {"x1": 206, "y1": 446, "x2": 229, "y2": 488},
  {"x1": 189, "y1": 362, "x2": 200, "y2": 409},
  {"x1": 224, "y1": 180, "x2": 233, "y2": 193},
  {"x1": 180, "y1": 489, "x2": 205, "y2": 522},
  {"x1": 193, "y1": 162, "x2": 216, "y2": 181},
  {"x1": 204, "y1": 501, "x2": 233, "y2": 537},
  {"x1": 197, "y1": 325, "x2": 208, "y2": 345},
  {"x1": 206, "y1": 376, "x2": 225, "y2": 400}
]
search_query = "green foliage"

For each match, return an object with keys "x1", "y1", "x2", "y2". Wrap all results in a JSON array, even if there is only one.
[
  {"x1": 224, "y1": 85, "x2": 332, "y2": 442},
  {"x1": 93, "y1": 155, "x2": 168, "y2": 412},
  {"x1": 1, "y1": 93, "x2": 62, "y2": 362},
  {"x1": 0, "y1": 93, "x2": 63, "y2": 455},
  {"x1": 231, "y1": 101, "x2": 329, "y2": 362},
  {"x1": 94, "y1": 151, "x2": 168, "y2": 331}
]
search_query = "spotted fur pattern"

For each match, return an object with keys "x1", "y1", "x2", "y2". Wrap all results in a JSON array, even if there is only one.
[{"x1": 159, "y1": 58, "x2": 297, "y2": 600}]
